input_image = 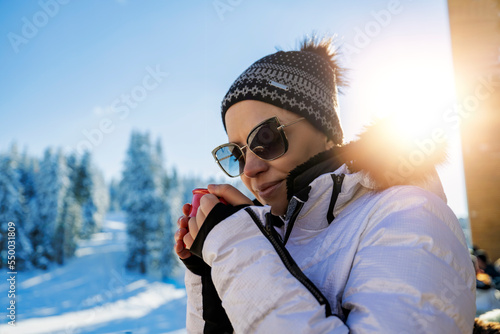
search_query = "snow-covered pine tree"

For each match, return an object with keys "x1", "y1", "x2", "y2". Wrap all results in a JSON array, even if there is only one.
[
  {"x1": 16, "y1": 149, "x2": 38, "y2": 270},
  {"x1": 152, "y1": 138, "x2": 176, "y2": 279},
  {"x1": 33, "y1": 149, "x2": 69, "y2": 269},
  {"x1": 108, "y1": 178, "x2": 121, "y2": 212},
  {"x1": 67, "y1": 151, "x2": 108, "y2": 240},
  {"x1": 54, "y1": 186, "x2": 82, "y2": 264},
  {"x1": 91, "y1": 166, "x2": 109, "y2": 232},
  {"x1": 121, "y1": 132, "x2": 147, "y2": 273},
  {"x1": 77, "y1": 151, "x2": 99, "y2": 239},
  {"x1": 0, "y1": 144, "x2": 36, "y2": 271},
  {"x1": 19, "y1": 149, "x2": 38, "y2": 229},
  {"x1": 121, "y1": 131, "x2": 164, "y2": 274},
  {"x1": 0, "y1": 153, "x2": 26, "y2": 269}
]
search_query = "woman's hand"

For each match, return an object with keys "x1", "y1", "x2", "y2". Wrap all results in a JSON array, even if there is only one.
[
  {"x1": 174, "y1": 203, "x2": 193, "y2": 260},
  {"x1": 183, "y1": 184, "x2": 253, "y2": 249}
]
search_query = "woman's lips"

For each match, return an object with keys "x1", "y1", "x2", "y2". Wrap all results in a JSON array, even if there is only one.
[{"x1": 256, "y1": 180, "x2": 283, "y2": 199}]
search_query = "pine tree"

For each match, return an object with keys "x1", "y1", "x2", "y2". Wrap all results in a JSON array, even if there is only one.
[
  {"x1": 67, "y1": 151, "x2": 108, "y2": 239},
  {"x1": 78, "y1": 151, "x2": 99, "y2": 239},
  {"x1": 19, "y1": 150, "x2": 38, "y2": 236},
  {"x1": 120, "y1": 132, "x2": 173, "y2": 276},
  {"x1": 0, "y1": 154, "x2": 25, "y2": 269},
  {"x1": 152, "y1": 138, "x2": 175, "y2": 278},
  {"x1": 1, "y1": 144, "x2": 110, "y2": 270},
  {"x1": 108, "y1": 178, "x2": 121, "y2": 212},
  {"x1": 121, "y1": 132, "x2": 154, "y2": 274},
  {"x1": 44, "y1": 152, "x2": 83, "y2": 264},
  {"x1": 54, "y1": 189, "x2": 81, "y2": 264},
  {"x1": 12, "y1": 147, "x2": 37, "y2": 270},
  {"x1": 33, "y1": 149, "x2": 69, "y2": 268},
  {"x1": 91, "y1": 167, "x2": 109, "y2": 232}
]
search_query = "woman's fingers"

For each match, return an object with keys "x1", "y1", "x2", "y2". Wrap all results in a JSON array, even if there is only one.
[
  {"x1": 175, "y1": 227, "x2": 187, "y2": 242},
  {"x1": 174, "y1": 226, "x2": 191, "y2": 259},
  {"x1": 185, "y1": 216, "x2": 201, "y2": 249},
  {"x1": 182, "y1": 203, "x2": 192, "y2": 216},
  {"x1": 198, "y1": 194, "x2": 219, "y2": 219},
  {"x1": 208, "y1": 184, "x2": 253, "y2": 206},
  {"x1": 181, "y1": 189, "x2": 245, "y2": 250},
  {"x1": 183, "y1": 231, "x2": 194, "y2": 249},
  {"x1": 177, "y1": 215, "x2": 189, "y2": 228},
  {"x1": 188, "y1": 217, "x2": 199, "y2": 235},
  {"x1": 174, "y1": 239, "x2": 191, "y2": 259}
]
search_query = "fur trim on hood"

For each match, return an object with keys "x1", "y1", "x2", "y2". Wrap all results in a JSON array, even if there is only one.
[
  {"x1": 343, "y1": 118, "x2": 448, "y2": 189},
  {"x1": 287, "y1": 118, "x2": 448, "y2": 199}
]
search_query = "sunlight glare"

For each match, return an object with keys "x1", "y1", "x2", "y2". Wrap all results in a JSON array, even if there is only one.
[{"x1": 356, "y1": 57, "x2": 455, "y2": 142}]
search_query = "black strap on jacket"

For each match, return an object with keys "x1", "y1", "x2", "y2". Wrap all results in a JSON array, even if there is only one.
[{"x1": 181, "y1": 256, "x2": 233, "y2": 333}]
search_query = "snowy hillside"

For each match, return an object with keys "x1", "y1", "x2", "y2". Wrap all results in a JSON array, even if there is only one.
[{"x1": 0, "y1": 213, "x2": 187, "y2": 334}]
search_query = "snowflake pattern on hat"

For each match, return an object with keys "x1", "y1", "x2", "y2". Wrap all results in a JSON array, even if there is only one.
[{"x1": 221, "y1": 51, "x2": 343, "y2": 144}]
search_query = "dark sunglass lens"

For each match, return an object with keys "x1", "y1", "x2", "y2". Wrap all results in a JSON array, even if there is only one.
[
  {"x1": 248, "y1": 119, "x2": 285, "y2": 160},
  {"x1": 215, "y1": 145, "x2": 244, "y2": 177}
]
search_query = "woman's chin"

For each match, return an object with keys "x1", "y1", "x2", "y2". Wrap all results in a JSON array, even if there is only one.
[
  {"x1": 263, "y1": 191, "x2": 288, "y2": 216},
  {"x1": 269, "y1": 201, "x2": 287, "y2": 216}
]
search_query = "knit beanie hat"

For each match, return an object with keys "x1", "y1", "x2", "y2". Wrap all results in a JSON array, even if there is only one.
[{"x1": 221, "y1": 50, "x2": 343, "y2": 145}]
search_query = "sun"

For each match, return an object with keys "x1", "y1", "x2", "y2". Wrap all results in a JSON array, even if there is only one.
[{"x1": 350, "y1": 52, "x2": 456, "y2": 143}]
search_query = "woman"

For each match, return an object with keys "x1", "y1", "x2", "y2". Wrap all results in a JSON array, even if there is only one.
[{"x1": 174, "y1": 37, "x2": 476, "y2": 333}]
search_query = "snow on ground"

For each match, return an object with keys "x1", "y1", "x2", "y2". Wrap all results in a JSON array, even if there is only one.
[{"x1": 0, "y1": 213, "x2": 187, "y2": 334}]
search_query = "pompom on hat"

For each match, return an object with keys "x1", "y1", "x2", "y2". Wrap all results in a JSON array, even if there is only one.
[{"x1": 221, "y1": 46, "x2": 344, "y2": 145}]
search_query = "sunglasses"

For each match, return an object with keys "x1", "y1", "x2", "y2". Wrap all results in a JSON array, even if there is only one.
[{"x1": 212, "y1": 116, "x2": 305, "y2": 177}]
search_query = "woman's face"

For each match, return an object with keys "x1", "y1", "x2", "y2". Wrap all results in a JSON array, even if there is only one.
[{"x1": 225, "y1": 100, "x2": 332, "y2": 215}]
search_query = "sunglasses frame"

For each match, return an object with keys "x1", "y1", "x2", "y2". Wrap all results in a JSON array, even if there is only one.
[{"x1": 212, "y1": 116, "x2": 305, "y2": 177}]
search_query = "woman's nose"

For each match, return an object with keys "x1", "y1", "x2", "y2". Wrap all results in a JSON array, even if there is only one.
[{"x1": 243, "y1": 150, "x2": 269, "y2": 178}]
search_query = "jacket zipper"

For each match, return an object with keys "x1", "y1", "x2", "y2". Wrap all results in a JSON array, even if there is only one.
[
  {"x1": 245, "y1": 207, "x2": 333, "y2": 317},
  {"x1": 283, "y1": 200, "x2": 304, "y2": 245},
  {"x1": 327, "y1": 173, "x2": 345, "y2": 224},
  {"x1": 334, "y1": 174, "x2": 345, "y2": 194}
]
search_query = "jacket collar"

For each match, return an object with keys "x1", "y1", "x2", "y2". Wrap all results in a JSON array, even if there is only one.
[
  {"x1": 286, "y1": 147, "x2": 345, "y2": 201},
  {"x1": 285, "y1": 117, "x2": 449, "y2": 201},
  {"x1": 281, "y1": 118, "x2": 450, "y2": 233}
]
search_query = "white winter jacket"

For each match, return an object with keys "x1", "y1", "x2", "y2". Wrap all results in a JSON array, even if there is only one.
[{"x1": 184, "y1": 131, "x2": 476, "y2": 333}]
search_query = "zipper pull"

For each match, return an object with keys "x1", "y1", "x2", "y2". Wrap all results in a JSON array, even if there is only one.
[
  {"x1": 265, "y1": 213, "x2": 284, "y2": 243},
  {"x1": 335, "y1": 174, "x2": 345, "y2": 193},
  {"x1": 265, "y1": 213, "x2": 273, "y2": 234}
]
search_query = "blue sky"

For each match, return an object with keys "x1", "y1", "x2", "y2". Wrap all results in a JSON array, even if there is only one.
[{"x1": 0, "y1": 0, "x2": 469, "y2": 217}]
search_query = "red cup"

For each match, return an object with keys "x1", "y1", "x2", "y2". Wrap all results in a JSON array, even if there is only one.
[
  {"x1": 189, "y1": 188, "x2": 228, "y2": 217},
  {"x1": 189, "y1": 188, "x2": 210, "y2": 217}
]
